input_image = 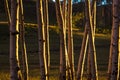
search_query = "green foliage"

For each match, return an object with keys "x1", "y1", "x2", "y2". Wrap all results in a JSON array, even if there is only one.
[{"x1": 72, "y1": 12, "x2": 85, "y2": 29}]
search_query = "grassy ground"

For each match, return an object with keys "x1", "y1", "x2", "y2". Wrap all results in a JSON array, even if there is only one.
[
  {"x1": 0, "y1": 24, "x2": 111, "y2": 80},
  {"x1": 0, "y1": 1, "x2": 112, "y2": 79}
]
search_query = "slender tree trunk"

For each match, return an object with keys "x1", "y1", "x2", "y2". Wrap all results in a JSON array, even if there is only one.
[
  {"x1": 19, "y1": 0, "x2": 29, "y2": 80},
  {"x1": 62, "y1": 0, "x2": 69, "y2": 79},
  {"x1": 55, "y1": 0, "x2": 67, "y2": 79},
  {"x1": 63, "y1": 0, "x2": 67, "y2": 33},
  {"x1": 87, "y1": 46, "x2": 91, "y2": 80},
  {"x1": 36, "y1": 0, "x2": 48, "y2": 80},
  {"x1": 76, "y1": 23, "x2": 89, "y2": 80},
  {"x1": 77, "y1": 0, "x2": 98, "y2": 80},
  {"x1": 4, "y1": 0, "x2": 11, "y2": 25},
  {"x1": 86, "y1": 0, "x2": 98, "y2": 80},
  {"x1": 10, "y1": 0, "x2": 22, "y2": 79},
  {"x1": 118, "y1": 25, "x2": 120, "y2": 80},
  {"x1": 62, "y1": 0, "x2": 72, "y2": 79},
  {"x1": 87, "y1": 0, "x2": 96, "y2": 80},
  {"x1": 108, "y1": 0, "x2": 120, "y2": 80},
  {"x1": 119, "y1": 20, "x2": 120, "y2": 79},
  {"x1": 43, "y1": 0, "x2": 50, "y2": 79},
  {"x1": 68, "y1": 0, "x2": 75, "y2": 79}
]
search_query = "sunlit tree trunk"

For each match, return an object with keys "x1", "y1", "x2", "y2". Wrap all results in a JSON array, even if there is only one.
[
  {"x1": 86, "y1": 0, "x2": 98, "y2": 80},
  {"x1": 76, "y1": 23, "x2": 89, "y2": 80},
  {"x1": 76, "y1": 2, "x2": 89, "y2": 80},
  {"x1": 43, "y1": 0, "x2": 50, "y2": 79},
  {"x1": 19, "y1": 0, "x2": 29, "y2": 80},
  {"x1": 63, "y1": 0, "x2": 67, "y2": 32},
  {"x1": 108, "y1": 0, "x2": 120, "y2": 80},
  {"x1": 68, "y1": 0, "x2": 75, "y2": 79},
  {"x1": 63, "y1": 0, "x2": 69, "y2": 79},
  {"x1": 77, "y1": 0, "x2": 98, "y2": 80},
  {"x1": 4, "y1": 0, "x2": 11, "y2": 25},
  {"x1": 55, "y1": 0, "x2": 67, "y2": 79},
  {"x1": 36, "y1": 0, "x2": 48, "y2": 80},
  {"x1": 10, "y1": 0, "x2": 22, "y2": 79},
  {"x1": 87, "y1": 0, "x2": 96, "y2": 80}
]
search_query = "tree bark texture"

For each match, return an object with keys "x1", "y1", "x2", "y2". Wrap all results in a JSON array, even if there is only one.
[
  {"x1": 36, "y1": 0, "x2": 48, "y2": 80},
  {"x1": 55, "y1": 0, "x2": 68, "y2": 79},
  {"x1": 19, "y1": 0, "x2": 29, "y2": 80},
  {"x1": 10, "y1": 0, "x2": 22, "y2": 79},
  {"x1": 108, "y1": 0, "x2": 120, "y2": 80},
  {"x1": 87, "y1": 0, "x2": 96, "y2": 80},
  {"x1": 68, "y1": 0, "x2": 75, "y2": 80},
  {"x1": 86, "y1": 0, "x2": 98, "y2": 80},
  {"x1": 76, "y1": 22, "x2": 89, "y2": 80},
  {"x1": 43, "y1": 0, "x2": 50, "y2": 79}
]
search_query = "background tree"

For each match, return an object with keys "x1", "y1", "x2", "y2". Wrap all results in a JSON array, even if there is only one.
[
  {"x1": 4, "y1": 0, "x2": 11, "y2": 25},
  {"x1": 36, "y1": 0, "x2": 48, "y2": 80},
  {"x1": 10, "y1": 0, "x2": 22, "y2": 79}
]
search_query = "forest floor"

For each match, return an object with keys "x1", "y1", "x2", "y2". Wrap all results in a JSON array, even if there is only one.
[{"x1": 0, "y1": 23, "x2": 111, "y2": 80}]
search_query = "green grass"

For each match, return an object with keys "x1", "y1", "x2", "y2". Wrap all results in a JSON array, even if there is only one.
[{"x1": 0, "y1": 24, "x2": 111, "y2": 80}]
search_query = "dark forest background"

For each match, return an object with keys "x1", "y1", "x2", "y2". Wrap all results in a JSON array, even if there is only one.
[{"x1": 0, "y1": 0, "x2": 112, "y2": 33}]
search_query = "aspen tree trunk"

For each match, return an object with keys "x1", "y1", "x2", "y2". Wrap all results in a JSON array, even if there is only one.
[
  {"x1": 86, "y1": 0, "x2": 98, "y2": 80},
  {"x1": 4, "y1": 0, "x2": 11, "y2": 25},
  {"x1": 63, "y1": 0, "x2": 67, "y2": 32},
  {"x1": 108, "y1": 0, "x2": 120, "y2": 79},
  {"x1": 55, "y1": 0, "x2": 67, "y2": 79},
  {"x1": 76, "y1": 23, "x2": 89, "y2": 80},
  {"x1": 87, "y1": 46, "x2": 91, "y2": 80},
  {"x1": 10, "y1": 0, "x2": 22, "y2": 79},
  {"x1": 62, "y1": 0, "x2": 72, "y2": 79},
  {"x1": 76, "y1": 2, "x2": 90, "y2": 80},
  {"x1": 68, "y1": 0, "x2": 75, "y2": 79},
  {"x1": 19, "y1": 0, "x2": 29, "y2": 80},
  {"x1": 87, "y1": 0, "x2": 96, "y2": 79},
  {"x1": 36, "y1": 0, "x2": 48, "y2": 80},
  {"x1": 43, "y1": 0, "x2": 50, "y2": 79},
  {"x1": 77, "y1": 0, "x2": 98, "y2": 80},
  {"x1": 62, "y1": 0, "x2": 69, "y2": 79}
]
